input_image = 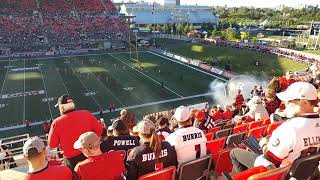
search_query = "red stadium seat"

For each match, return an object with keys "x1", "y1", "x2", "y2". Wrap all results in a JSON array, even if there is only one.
[
  {"x1": 247, "y1": 126, "x2": 268, "y2": 139},
  {"x1": 213, "y1": 148, "x2": 234, "y2": 176},
  {"x1": 205, "y1": 133, "x2": 213, "y2": 141},
  {"x1": 233, "y1": 124, "x2": 247, "y2": 134},
  {"x1": 248, "y1": 120, "x2": 263, "y2": 129},
  {"x1": 248, "y1": 163, "x2": 291, "y2": 180},
  {"x1": 266, "y1": 122, "x2": 283, "y2": 136},
  {"x1": 206, "y1": 138, "x2": 226, "y2": 155},
  {"x1": 207, "y1": 126, "x2": 221, "y2": 136},
  {"x1": 138, "y1": 166, "x2": 176, "y2": 180},
  {"x1": 215, "y1": 128, "x2": 232, "y2": 138},
  {"x1": 230, "y1": 166, "x2": 268, "y2": 180},
  {"x1": 263, "y1": 118, "x2": 271, "y2": 125}
]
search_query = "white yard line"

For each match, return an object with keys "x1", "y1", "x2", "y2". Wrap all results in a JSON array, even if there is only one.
[
  {"x1": 91, "y1": 91, "x2": 212, "y2": 115},
  {"x1": 109, "y1": 53, "x2": 184, "y2": 98},
  {"x1": 23, "y1": 59, "x2": 26, "y2": 121},
  {"x1": 66, "y1": 62, "x2": 102, "y2": 108},
  {"x1": 37, "y1": 60, "x2": 54, "y2": 120},
  {"x1": 0, "y1": 59, "x2": 12, "y2": 97},
  {"x1": 0, "y1": 91, "x2": 212, "y2": 131},
  {"x1": 148, "y1": 51, "x2": 228, "y2": 82},
  {"x1": 51, "y1": 60, "x2": 70, "y2": 95},
  {"x1": 75, "y1": 63, "x2": 126, "y2": 107}
]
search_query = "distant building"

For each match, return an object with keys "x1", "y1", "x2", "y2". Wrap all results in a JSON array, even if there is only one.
[
  {"x1": 119, "y1": 4, "x2": 217, "y2": 28},
  {"x1": 112, "y1": 0, "x2": 214, "y2": 6},
  {"x1": 310, "y1": 21, "x2": 320, "y2": 38}
]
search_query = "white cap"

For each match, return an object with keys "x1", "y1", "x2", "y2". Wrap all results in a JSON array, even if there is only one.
[
  {"x1": 23, "y1": 136, "x2": 45, "y2": 157},
  {"x1": 174, "y1": 106, "x2": 190, "y2": 122},
  {"x1": 276, "y1": 82, "x2": 317, "y2": 101}
]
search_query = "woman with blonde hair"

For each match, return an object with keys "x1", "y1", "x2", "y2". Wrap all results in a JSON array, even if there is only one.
[{"x1": 126, "y1": 119, "x2": 177, "y2": 179}]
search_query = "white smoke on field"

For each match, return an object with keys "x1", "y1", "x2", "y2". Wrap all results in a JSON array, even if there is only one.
[{"x1": 209, "y1": 75, "x2": 270, "y2": 107}]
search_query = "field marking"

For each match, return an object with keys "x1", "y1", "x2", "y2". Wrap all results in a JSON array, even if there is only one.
[
  {"x1": 37, "y1": 60, "x2": 54, "y2": 121},
  {"x1": 109, "y1": 53, "x2": 184, "y2": 98},
  {"x1": 23, "y1": 59, "x2": 26, "y2": 121},
  {"x1": 147, "y1": 51, "x2": 228, "y2": 82},
  {"x1": 0, "y1": 59, "x2": 12, "y2": 97},
  {"x1": 65, "y1": 61, "x2": 102, "y2": 108},
  {"x1": 0, "y1": 91, "x2": 212, "y2": 131},
  {"x1": 73, "y1": 61, "x2": 126, "y2": 107},
  {"x1": 92, "y1": 91, "x2": 212, "y2": 115},
  {"x1": 0, "y1": 51, "x2": 149, "y2": 62},
  {"x1": 51, "y1": 60, "x2": 70, "y2": 95}
]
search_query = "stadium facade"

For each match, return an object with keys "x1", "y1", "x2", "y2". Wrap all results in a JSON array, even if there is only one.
[{"x1": 119, "y1": 4, "x2": 217, "y2": 28}]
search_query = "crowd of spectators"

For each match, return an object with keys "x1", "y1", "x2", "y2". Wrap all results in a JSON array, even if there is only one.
[{"x1": 0, "y1": 0, "x2": 128, "y2": 47}]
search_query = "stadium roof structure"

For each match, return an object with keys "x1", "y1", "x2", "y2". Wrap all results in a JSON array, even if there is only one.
[{"x1": 120, "y1": 4, "x2": 217, "y2": 25}]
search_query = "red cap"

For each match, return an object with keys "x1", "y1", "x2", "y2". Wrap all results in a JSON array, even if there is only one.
[
  {"x1": 194, "y1": 110, "x2": 205, "y2": 121},
  {"x1": 279, "y1": 103, "x2": 286, "y2": 110}
]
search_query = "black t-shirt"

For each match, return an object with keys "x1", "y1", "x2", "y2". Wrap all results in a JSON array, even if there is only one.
[
  {"x1": 126, "y1": 141, "x2": 178, "y2": 180},
  {"x1": 197, "y1": 115, "x2": 215, "y2": 132},
  {"x1": 101, "y1": 135, "x2": 140, "y2": 161}
]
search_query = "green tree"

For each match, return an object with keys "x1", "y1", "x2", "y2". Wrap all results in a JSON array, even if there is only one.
[
  {"x1": 177, "y1": 23, "x2": 183, "y2": 34},
  {"x1": 189, "y1": 24, "x2": 194, "y2": 32},
  {"x1": 183, "y1": 24, "x2": 189, "y2": 34},
  {"x1": 156, "y1": 24, "x2": 162, "y2": 32},
  {"x1": 240, "y1": 31, "x2": 250, "y2": 40},
  {"x1": 147, "y1": 24, "x2": 153, "y2": 32},
  {"x1": 211, "y1": 29, "x2": 220, "y2": 38}
]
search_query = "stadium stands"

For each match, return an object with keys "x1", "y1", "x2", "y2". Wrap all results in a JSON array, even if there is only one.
[{"x1": 0, "y1": 0, "x2": 125, "y2": 47}]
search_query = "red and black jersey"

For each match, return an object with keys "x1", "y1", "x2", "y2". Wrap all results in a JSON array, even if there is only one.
[
  {"x1": 100, "y1": 135, "x2": 139, "y2": 161},
  {"x1": 126, "y1": 141, "x2": 178, "y2": 180}
]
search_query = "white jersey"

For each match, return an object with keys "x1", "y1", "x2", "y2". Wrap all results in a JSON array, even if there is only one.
[
  {"x1": 256, "y1": 114, "x2": 320, "y2": 167},
  {"x1": 165, "y1": 126, "x2": 207, "y2": 165}
]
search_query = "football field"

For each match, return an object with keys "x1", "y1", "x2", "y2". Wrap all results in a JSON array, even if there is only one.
[{"x1": 0, "y1": 51, "x2": 223, "y2": 129}]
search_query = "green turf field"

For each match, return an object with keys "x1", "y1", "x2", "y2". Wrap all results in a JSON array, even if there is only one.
[
  {"x1": 0, "y1": 51, "x2": 221, "y2": 129},
  {"x1": 156, "y1": 40, "x2": 308, "y2": 77},
  {"x1": 302, "y1": 50, "x2": 320, "y2": 55}
]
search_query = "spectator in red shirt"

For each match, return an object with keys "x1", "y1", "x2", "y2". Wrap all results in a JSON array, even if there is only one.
[
  {"x1": 278, "y1": 71, "x2": 296, "y2": 91},
  {"x1": 73, "y1": 132, "x2": 125, "y2": 180},
  {"x1": 23, "y1": 137, "x2": 73, "y2": 180},
  {"x1": 42, "y1": 121, "x2": 50, "y2": 133},
  {"x1": 263, "y1": 89, "x2": 280, "y2": 115},
  {"x1": 48, "y1": 95, "x2": 103, "y2": 170},
  {"x1": 222, "y1": 105, "x2": 234, "y2": 119},
  {"x1": 234, "y1": 90, "x2": 244, "y2": 109},
  {"x1": 210, "y1": 106, "x2": 223, "y2": 121}
]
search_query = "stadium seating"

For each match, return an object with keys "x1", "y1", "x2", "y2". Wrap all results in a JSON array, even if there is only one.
[
  {"x1": 233, "y1": 124, "x2": 247, "y2": 134},
  {"x1": 248, "y1": 120, "x2": 264, "y2": 130},
  {"x1": 138, "y1": 166, "x2": 176, "y2": 180},
  {"x1": 215, "y1": 128, "x2": 232, "y2": 138},
  {"x1": 225, "y1": 132, "x2": 246, "y2": 148},
  {"x1": 266, "y1": 121, "x2": 283, "y2": 136},
  {"x1": 248, "y1": 162, "x2": 291, "y2": 180},
  {"x1": 223, "y1": 166, "x2": 268, "y2": 180},
  {"x1": 288, "y1": 152, "x2": 320, "y2": 180},
  {"x1": 246, "y1": 126, "x2": 268, "y2": 139},
  {"x1": 207, "y1": 126, "x2": 221, "y2": 136},
  {"x1": 178, "y1": 155, "x2": 212, "y2": 180},
  {"x1": 205, "y1": 133, "x2": 214, "y2": 141}
]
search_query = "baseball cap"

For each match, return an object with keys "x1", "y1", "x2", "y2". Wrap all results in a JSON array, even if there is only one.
[
  {"x1": 54, "y1": 94, "x2": 74, "y2": 107},
  {"x1": 276, "y1": 82, "x2": 317, "y2": 101},
  {"x1": 174, "y1": 106, "x2": 190, "y2": 122},
  {"x1": 23, "y1": 136, "x2": 45, "y2": 157},
  {"x1": 137, "y1": 120, "x2": 155, "y2": 134},
  {"x1": 73, "y1": 132, "x2": 100, "y2": 150},
  {"x1": 194, "y1": 110, "x2": 205, "y2": 121}
]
